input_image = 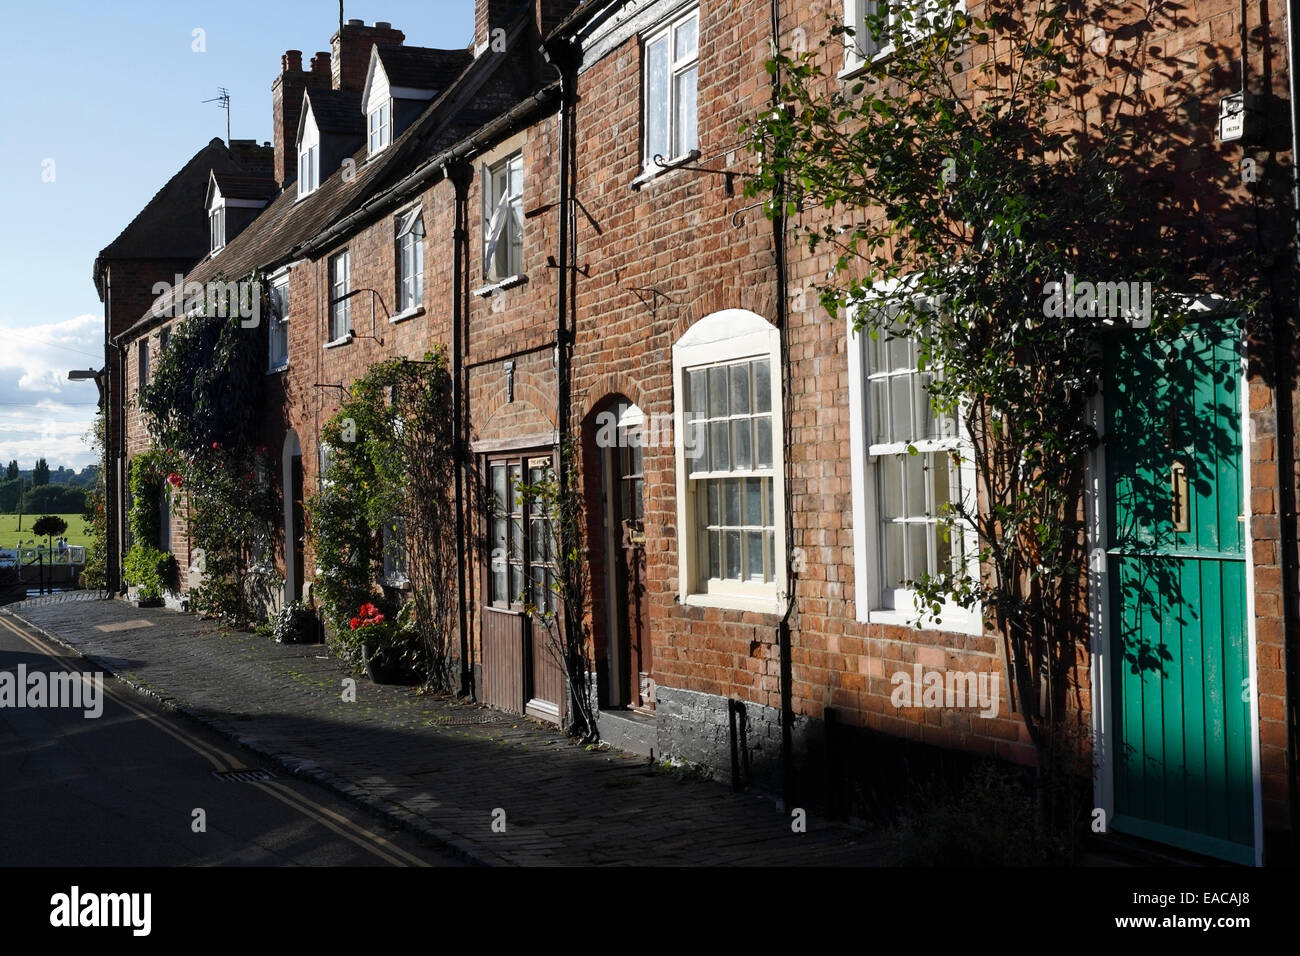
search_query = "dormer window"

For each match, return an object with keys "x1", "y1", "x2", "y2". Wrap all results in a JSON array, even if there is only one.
[
  {"x1": 298, "y1": 105, "x2": 321, "y2": 198},
  {"x1": 209, "y1": 205, "x2": 226, "y2": 254},
  {"x1": 368, "y1": 101, "x2": 391, "y2": 156}
]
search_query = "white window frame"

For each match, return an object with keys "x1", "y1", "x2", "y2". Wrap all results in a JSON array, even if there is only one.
[
  {"x1": 395, "y1": 206, "x2": 424, "y2": 316},
  {"x1": 298, "y1": 110, "x2": 320, "y2": 198},
  {"x1": 846, "y1": 294, "x2": 981, "y2": 633},
  {"x1": 842, "y1": 0, "x2": 965, "y2": 73},
  {"x1": 328, "y1": 250, "x2": 351, "y2": 343},
  {"x1": 482, "y1": 153, "x2": 523, "y2": 281},
  {"x1": 268, "y1": 275, "x2": 290, "y2": 372},
  {"x1": 209, "y1": 205, "x2": 226, "y2": 254},
  {"x1": 672, "y1": 309, "x2": 787, "y2": 615},
  {"x1": 318, "y1": 441, "x2": 335, "y2": 491},
  {"x1": 642, "y1": 7, "x2": 699, "y2": 169},
  {"x1": 368, "y1": 100, "x2": 392, "y2": 156}
]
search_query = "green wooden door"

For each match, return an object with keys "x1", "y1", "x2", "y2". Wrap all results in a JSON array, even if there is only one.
[{"x1": 1104, "y1": 314, "x2": 1253, "y2": 864}]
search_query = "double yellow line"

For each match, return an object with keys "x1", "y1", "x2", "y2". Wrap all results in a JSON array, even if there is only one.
[{"x1": 0, "y1": 613, "x2": 429, "y2": 867}]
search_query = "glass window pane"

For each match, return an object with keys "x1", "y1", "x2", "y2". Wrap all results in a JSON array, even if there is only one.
[
  {"x1": 932, "y1": 453, "x2": 951, "y2": 514},
  {"x1": 708, "y1": 366, "x2": 728, "y2": 417},
  {"x1": 729, "y1": 363, "x2": 750, "y2": 414},
  {"x1": 891, "y1": 375, "x2": 912, "y2": 441},
  {"x1": 675, "y1": 14, "x2": 698, "y2": 59},
  {"x1": 632, "y1": 477, "x2": 644, "y2": 521},
  {"x1": 492, "y1": 465, "x2": 506, "y2": 511},
  {"x1": 675, "y1": 66, "x2": 698, "y2": 156},
  {"x1": 883, "y1": 522, "x2": 904, "y2": 591},
  {"x1": 880, "y1": 457, "x2": 903, "y2": 520},
  {"x1": 766, "y1": 530, "x2": 775, "y2": 581},
  {"x1": 646, "y1": 36, "x2": 669, "y2": 160},
  {"x1": 724, "y1": 478, "x2": 740, "y2": 526},
  {"x1": 724, "y1": 530, "x2": 741, "y2": 579},
  {"x1": 907, "y1": 523, "x2": 930, "y2": 581},
  {"x1": 870, "y1": 378, "x2": 889, "y2": 443},
  {"x1": 510, "y1": 563, "x2": 523, "y2": 604},
  {"x1": 766, "y1": 479, "x2": 774, "y2": 528},
  {"x1": 710, "y1": 421, "x2": 729, "y2": 471},
  {"x1": 743, "y1": 477, "x2": 762, "y2": 526},
  {"x1": 687, "y1": 368, "x2": 707, "y2": 419},
  {"x1": 915, "y1": 373, "x2": 937, "y2": 439},
  {"x1": 708, "y1": 529, "x2": 720, "y2": 578},
  {"x1": 707, "y1": 479, "x2": 719, "y2": 525},
  {"x1": 510, "y1": 517, "x2": 523, "y2": 559},
  {"x1": 905, "y1": 451, "x2": 927, "y2": 517},
  {"x1": 530, "y1": 518, "x2": 547, "y2": 562},
  {"x1": 745, "y1": 531, "x2": 765, "y2": 583},
  {"x1": 888, "y1": 332, "x2": 913, "y2": 371},
  {"x1": 731, "y1": 418, "x2": 752, "y2": 470},
  {"x1": 755, "y1": 417, "x2": 772, "y2": 468},
  {"x1": 688, "y1": 421, "x2": 708, "y2": 474},
  {"x1": 753, "y1": 360, "x2": 771, "y2": 412}
]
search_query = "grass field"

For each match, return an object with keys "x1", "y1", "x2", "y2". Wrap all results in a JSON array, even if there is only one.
[{"x1": 0, "y1": 514, "x2": 93, "y2": 549}]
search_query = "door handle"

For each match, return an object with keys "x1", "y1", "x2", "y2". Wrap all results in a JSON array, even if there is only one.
[{"x1": 1171, "y1": 461, "x2": 1190, "y2": 532}]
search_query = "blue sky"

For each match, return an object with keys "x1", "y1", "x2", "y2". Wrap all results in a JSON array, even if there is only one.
[{"x1": 0, "y1": 0, "x2": 475, "y2": 469}]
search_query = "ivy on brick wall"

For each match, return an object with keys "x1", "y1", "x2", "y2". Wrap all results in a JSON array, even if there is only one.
[
  {"x1": 137, "y1": 274, "x2": 279, "y2": 625},
  {"x1": 307, "y1": 350, "x2": 457, "y2": 687}
]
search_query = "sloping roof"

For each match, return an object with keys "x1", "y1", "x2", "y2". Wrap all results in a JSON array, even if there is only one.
[
  {"x1": 211, "y1": 172, "x2": 278, "y2": 202},
  {"x1": 119, "y1": 10, "x2": 552, "y2": 341},
  {"x1": 376, "y1": 46, "x2": 472, "y2": 93},
  {"x1": 94, "y1": 138, "x2": 274, "y2": 298},
  {"x1": 303, "y1": 87, "x2": 365, "y2": 136}
]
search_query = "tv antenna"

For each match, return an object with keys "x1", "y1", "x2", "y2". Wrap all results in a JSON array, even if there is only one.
[{"x1": 203, "y1": 87, "x2": 231, "y2": 142}]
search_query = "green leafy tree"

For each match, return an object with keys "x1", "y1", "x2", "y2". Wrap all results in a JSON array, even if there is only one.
[
  {"x1": 32, "y1": 515, "x2": 67, "y2": 552},
  {"x1": 745, "y1": 1, "x2": 1277, "y2": 825},
  {"x1": 6, "y1": 460, "x2": 17, "y2": 480},
  {"x1": 32, "y1": 458, "x2": 49, "y2": 487}
]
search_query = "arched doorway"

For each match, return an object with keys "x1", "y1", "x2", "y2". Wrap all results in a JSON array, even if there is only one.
[
  {"x1": 596, "y1": 398, "x2": 651, "y2": 712},
  {"x1": 282, "y1": 430, "x2": 303, "y2": 604}
]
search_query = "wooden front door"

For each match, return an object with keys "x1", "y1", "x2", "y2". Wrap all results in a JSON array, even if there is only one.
[
  {"x1": 482, "y1": 452, "x2": 565, "y2": 722},
  {"x1": 1104, "y1": 313, "x2": 1253, "y2": 863},
  {"x1": 604, "y1": 412, "x2": 652, "y2": 711}
]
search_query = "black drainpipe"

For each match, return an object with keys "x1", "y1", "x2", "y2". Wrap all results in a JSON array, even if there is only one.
[
  {"x1": 770, "y1": 0, "x2": 797, "y2": 811},
  {"x1": 447, "y1": 159, "x2": 473, "y2": 698}
]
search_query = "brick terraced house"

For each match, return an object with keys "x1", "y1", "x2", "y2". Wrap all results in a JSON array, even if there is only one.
[{"x1": 100, "y1": 0, "x2": 1300, "y2": 864}]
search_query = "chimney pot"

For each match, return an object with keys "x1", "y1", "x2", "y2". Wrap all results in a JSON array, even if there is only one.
[
  {"x1": 310, "y1": 51, "x2": 331, "y2": 74},
  {"x1": 375, "y1": 21, "x2": 392, "y2": 29},
  {"x1": 347, "y1": 18, "x2": 363, "y2": 26},
  {"x1": 283, "y1": 49, "x2": 303, "y2": 73}
]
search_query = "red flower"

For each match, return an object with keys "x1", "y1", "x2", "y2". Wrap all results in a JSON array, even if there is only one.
[
  {"x1": 349, "y1": 617, "x2": 360, "y2": 630},
  {"x1": 211, "y1": 441, "x2": 221, "y2": 449},
  {"x1": 167, "y1": 472, "x2": 183, "y2": 487},
  {"x1": 244, "y1": 471, "x2": 255, "y2": 481}
]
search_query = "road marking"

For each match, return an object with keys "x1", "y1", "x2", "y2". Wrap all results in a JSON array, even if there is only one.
[{"x1": 0, "y1": 613, "x2": 431, "y2": 867}]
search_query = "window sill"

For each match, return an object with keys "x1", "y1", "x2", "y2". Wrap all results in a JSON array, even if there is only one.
[
  {"x1": 323, "y1": 331, "x2": 354, "y2": 350},
  {"x1": 631, "y1": 149, "x2": 700, "y2": 190},
  {"x1": 867, "y1": 606, "x2": 983, "y2": 636},
  {"x1": 389, "y1": 305, "x2": 424, "y2": 324},
  {"x1": 473, "y1": 274, "x2": 528, "y2": 297},
  {"x1": 266, "y1": 361, "x2": 289, "y2": 375},
  {"x1": 680, "y1": 590, "x2": 784, "y2": 617}
]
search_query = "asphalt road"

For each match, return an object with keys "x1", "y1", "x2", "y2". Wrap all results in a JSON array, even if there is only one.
[{"x1": 0, "y1": 614, "x2": 463, "y2": 866}]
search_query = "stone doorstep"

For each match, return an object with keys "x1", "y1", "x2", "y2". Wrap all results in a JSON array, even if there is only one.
[{"x1": 597, "y1": 707, "x2": 657, "y2": 758}]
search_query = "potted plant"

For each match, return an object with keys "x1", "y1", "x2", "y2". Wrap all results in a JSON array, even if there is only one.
[
  {"x1": 272, "y1": 599, "x2": 317, "y2": 644},
  {"x1": 122, "y1": 543, "x2": 177, "y2": 607},
  {"x1": 349, "y1": 601, "x2": 420, "y2": 685}
]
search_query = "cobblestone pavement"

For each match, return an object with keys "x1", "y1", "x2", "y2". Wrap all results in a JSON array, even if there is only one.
[{"x1": 4, "y1": 594, "x2": 883, "y2": 866}]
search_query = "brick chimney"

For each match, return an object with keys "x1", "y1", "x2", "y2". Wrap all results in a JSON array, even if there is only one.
[
  {"x1": 330, "y1": 19, "x2": 405, "y2": 92},
  {"x1": 475, "y1": 0, "x2": 529, "y2": 55},
  {"x1": 271, "y1": 49, "x2": 331, "y2": 191}
]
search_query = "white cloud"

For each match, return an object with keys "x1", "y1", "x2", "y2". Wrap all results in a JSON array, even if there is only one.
[{"x1": 0, "y1": 313, "x2": 102, "y2": 471}]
